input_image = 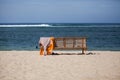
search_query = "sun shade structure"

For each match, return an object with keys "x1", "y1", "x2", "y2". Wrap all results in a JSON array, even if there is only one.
[{"x1": 39, "y1": 37, "x2": 87, "y2": 55}]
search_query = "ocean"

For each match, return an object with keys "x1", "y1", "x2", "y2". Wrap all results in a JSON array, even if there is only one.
[{"x1": 0, "y1": 23, "x2": 120, "y2": 51}]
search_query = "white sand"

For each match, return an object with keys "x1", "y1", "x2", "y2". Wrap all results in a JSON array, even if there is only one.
[{"x1": 0, "y1": 51, "x2": 120, "y2": 80}]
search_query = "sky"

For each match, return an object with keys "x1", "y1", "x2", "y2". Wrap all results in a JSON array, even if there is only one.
[{"x1": 0, "y1": 0, "x2": 120, "y2": 23}]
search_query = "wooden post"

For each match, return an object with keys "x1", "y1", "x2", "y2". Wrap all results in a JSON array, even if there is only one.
[
  {"x1": 73, "y1": 38, "x2": 75, "y2": 48},
  {"x1": 82, "y1": 49, "x2": 84, "y2": 54},
  {"x1": 82, "y1": 38, "x2": 85, "y2": 54},
  {"x1": 63, "y1": 38, "x2": 66, "y2": 48}
]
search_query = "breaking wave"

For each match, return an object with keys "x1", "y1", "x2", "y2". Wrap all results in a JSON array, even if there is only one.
[
  {"x1": 0, "y1": 24, "x2": 51, "y2": 27},
  {"x1": 0, "y1": 23, "x2": 120, "y2": 27}
]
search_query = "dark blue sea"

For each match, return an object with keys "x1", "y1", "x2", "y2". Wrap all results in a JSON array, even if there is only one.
[{"x1": 0, "y1": 23, "x2": 120, "y2": 51}]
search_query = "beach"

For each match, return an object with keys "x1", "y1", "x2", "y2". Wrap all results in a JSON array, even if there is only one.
[{"x1": 0, "y1": 51, "x2": 120, "y2": 80}]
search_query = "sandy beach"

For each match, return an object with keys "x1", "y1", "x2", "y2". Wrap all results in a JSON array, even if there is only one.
[{"x1": 0, "y1": 51, "x2": 120, "y2": 80}]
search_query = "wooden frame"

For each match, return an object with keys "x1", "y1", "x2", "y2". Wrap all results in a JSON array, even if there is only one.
[{"x1": 54, "y1": 37, "x2": 87, "y2": 54}]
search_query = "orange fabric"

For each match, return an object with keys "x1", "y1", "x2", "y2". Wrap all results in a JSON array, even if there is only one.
[
  {"x1": 40, "y1": 37, "x2": 55, "y2": 55},
  {"x1": 40, "y1": 46, "x2": 44, "y2": 55},
  {"x1": 47, "y1": 37, "x2": 55, "y2": 55}
]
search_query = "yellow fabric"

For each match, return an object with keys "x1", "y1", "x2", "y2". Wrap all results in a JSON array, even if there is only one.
[{"x1": 40, "y1": 37, "x2": 55, "y2": 55}]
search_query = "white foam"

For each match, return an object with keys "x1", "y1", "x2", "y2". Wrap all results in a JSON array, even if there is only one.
[
  {"x1": 0, "y1": 24, "x2": 51, "y2": 27},
  {"x1": 39, "y1": 24, "x2": 50, "y2": 27}
]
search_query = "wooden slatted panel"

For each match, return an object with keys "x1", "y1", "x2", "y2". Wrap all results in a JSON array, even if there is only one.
[{"x1": 54, "y1": 37, "x2": 87, "y2": 50}]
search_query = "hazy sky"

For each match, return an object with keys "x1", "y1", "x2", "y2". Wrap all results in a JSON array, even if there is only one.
[{"x1": 0, "y1": 0, "x2": 120, "y2": 23}]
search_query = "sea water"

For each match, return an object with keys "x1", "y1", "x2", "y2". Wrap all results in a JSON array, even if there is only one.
[{"x1": 0, "y1": 23, "x2": 120, "y2": 51}]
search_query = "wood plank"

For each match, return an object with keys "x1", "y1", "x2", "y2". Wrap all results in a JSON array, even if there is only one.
[{"x1": 54, "y1": 37, "x2": 87, "y2": 49}]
